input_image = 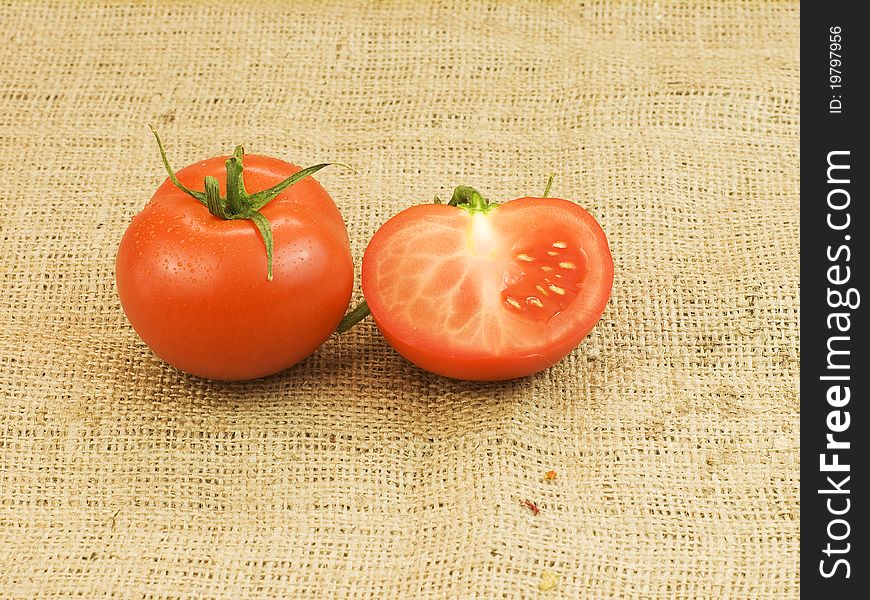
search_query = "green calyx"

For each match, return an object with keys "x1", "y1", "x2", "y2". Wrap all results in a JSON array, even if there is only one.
[
  {"x1": 445, "y1": 185, "x2": 498, "y2": 215},
  {"x1": 149, "y1": 125, "x2": 334, "y2": 281}
]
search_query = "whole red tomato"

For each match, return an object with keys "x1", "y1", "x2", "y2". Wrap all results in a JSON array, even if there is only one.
[
  {"x1": 116, "y1": 128, "x2": 353, "y2": 380},
  {"x1": 358, "y1": 185, "x2": 613, "y2": 381}
]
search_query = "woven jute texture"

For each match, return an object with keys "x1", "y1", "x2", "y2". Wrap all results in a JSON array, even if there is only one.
[{"x1": 0, "y1": 1, "x2": 799, "y2": 598}]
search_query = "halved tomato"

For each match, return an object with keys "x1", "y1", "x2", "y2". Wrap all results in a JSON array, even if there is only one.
[{"x1": 360, "y1": 186, "x2": 613, "y2": 380}]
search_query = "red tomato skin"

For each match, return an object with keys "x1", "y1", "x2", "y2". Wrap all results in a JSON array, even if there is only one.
[
  {"x1": 116, "y1": 155, "x2": 353, "y2": 380},
  {"x1": 361, "y1": 197, "x2": 613, "y2": 381},
  {"x1": 370, "y1": 321, "x2": 584, "y2": 381}
]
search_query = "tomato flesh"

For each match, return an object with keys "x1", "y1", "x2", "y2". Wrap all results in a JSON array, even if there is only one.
[{"x1": 361, "y1": 197, "x2": 613, "y2": 380}]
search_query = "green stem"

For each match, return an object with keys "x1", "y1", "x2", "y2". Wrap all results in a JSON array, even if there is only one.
[
  {"x1": 149, "y1": 126, "x2": 347, "y2": 281},
  {"x1": 204, "y1": 176, "x2": 225, "y2": 218},
  {"x1": 149, "y1": 124, "x2": 206, "y2": 205},
  {"x1": 245, "y1": 210, "x2": 274, "y2": 281},
  {"x1": 336, "y1": 299, "x2": 371, "y2": 333},
  {"x1": 542, "y1": 173, "x2": 555, "y2": 198},
  {"x1": 247, "y1": 163, "x2": 333, "y2": 210},
  {"x1": 225, "y1": 154, "x2": 246, "y2": 214},
  {"x1": 232, "y1": 145, "x2": 246, "y2": 189},
  {"x1": 450, "y1": 186, "x2": 497, "y2": 214}
]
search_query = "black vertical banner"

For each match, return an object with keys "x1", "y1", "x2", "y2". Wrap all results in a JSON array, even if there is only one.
[{"x1": 801, "y1": 3, "x2": 868, "y2": 596}]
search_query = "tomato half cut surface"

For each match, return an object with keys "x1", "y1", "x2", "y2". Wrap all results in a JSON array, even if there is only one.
[{"x1": 361, "y1": 195, "x2": 613, "y2": 380}]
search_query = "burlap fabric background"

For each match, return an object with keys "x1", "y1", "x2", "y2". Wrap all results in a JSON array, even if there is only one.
[{"x1": 0, "y1": 1, "x2": 799, "y2": 598}]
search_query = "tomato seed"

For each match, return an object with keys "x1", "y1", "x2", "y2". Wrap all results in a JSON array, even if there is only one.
[{"x1": 505, "y1": 297, "x2": 523, "y2": 310}]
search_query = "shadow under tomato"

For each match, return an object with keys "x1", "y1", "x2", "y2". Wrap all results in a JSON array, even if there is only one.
[{"x1": 109, "y1": 319, "x2": 536, "y2": 438}]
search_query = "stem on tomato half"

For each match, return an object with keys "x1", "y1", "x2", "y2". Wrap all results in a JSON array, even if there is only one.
[
  {"x1": 336, "y1": 299, "x2": 371, "y2": 334},
  {"x1": 148, "y1": 125, "x2": 344, "y2": 281},
  {"x1": 449, "y1": 186, "x2": 498, "y2": 214},
  {"x1": 542, "y1": 173, "x2": 555, "y2": 198}
]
